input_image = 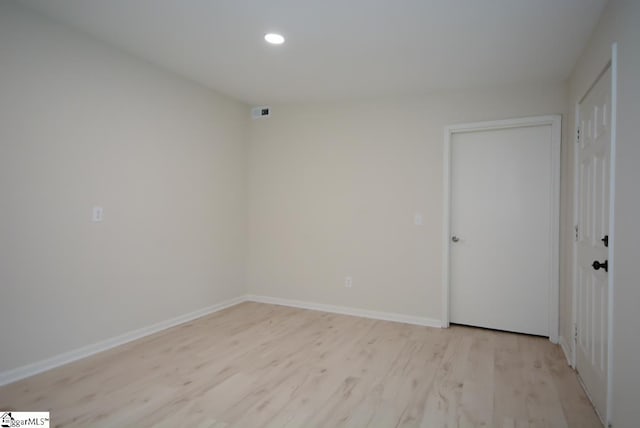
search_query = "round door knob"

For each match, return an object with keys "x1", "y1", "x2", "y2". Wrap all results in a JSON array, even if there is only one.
[
  {"x1": 592, "y1": 260, "x2": 608, "y2": 272},
  {"x1": 451, "y1": 236, "x2": 460, "y2": 243}
]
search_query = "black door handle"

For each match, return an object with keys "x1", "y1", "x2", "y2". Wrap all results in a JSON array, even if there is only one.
[{"x1": 592, "y1": 260, "x2": 608, "y2": 272}]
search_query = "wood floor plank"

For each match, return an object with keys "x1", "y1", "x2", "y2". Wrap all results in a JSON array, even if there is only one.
[
  {"x1": 459, "y1": 330, "x2": 495, "y2": 426},
  {"x1": 519, "y1": 336, "x2": 570, "y2": 428},
  {"x1": 493, "y1": 331, "x2": 530, "y2": 426},
  {"x1": 420, "y1": 327, "x2": 473, "y2": 427},
  {"x1": 0, "y1": 303, "x2": 602, "y2": 427}
]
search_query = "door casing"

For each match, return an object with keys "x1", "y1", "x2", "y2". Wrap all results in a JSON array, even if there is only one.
[{"x1": 442, "y1": 115, "x2": 561, "y2": 344}]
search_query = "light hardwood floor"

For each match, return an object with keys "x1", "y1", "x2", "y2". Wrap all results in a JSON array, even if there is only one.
[{"x1": 0, "y1": 302, "x2": 601, "y2": 427}]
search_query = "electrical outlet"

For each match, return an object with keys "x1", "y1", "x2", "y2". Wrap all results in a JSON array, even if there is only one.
[
  {"x1": 92, "y1": 206, "x2": 104, "y2": 222},
  {"x1": 344, "y1": 276, "x2": 353, "y2": 288}
]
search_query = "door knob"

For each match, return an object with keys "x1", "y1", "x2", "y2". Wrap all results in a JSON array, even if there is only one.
[
  {"x1": 592, "y1": 260, "x2": 608, "y2": 272},
  {"x1": 451, "y1": 236, "x2": 460, "y2": 243}
]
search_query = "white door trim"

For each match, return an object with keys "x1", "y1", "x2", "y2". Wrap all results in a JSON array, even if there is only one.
[
  {"x1": 442, "y1": 115, "x2": 561, "y2": 344},
  {"x1": 607, "y1": 41, "x2": 617, "y2": 428},
  {"x1": 572, "y1": 42, "x2": 617, "y2": 426}
]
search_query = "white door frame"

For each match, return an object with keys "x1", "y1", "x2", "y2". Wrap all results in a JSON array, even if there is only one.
[
  {"x1": 442, "y1": 115, "x2": 561, "y2": 344},
  {"x1": 571, "y1": 43, "x2": 617, "y2": 425}
]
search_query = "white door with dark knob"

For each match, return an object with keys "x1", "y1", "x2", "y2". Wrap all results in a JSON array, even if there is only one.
[{"x1": 575, "y1": 65, "x2": 611, "y2": 420}]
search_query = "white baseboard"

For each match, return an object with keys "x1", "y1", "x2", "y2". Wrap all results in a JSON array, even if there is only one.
[
  {"x1": 246, "y1": 294, "x2": 442, "y2": 328},
  {"x1": 558, "y1": 335, "x2": 573, "y2": 367},
  {"x1": 0, "y1": 295, "x2": 246, "y2": 386}
]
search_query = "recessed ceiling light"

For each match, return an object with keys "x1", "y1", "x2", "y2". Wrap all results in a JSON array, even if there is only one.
[{"x1": 264, "y1": 33, "x2": 285, "y2": 45}]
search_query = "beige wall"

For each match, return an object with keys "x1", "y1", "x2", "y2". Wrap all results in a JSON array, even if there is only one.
[
  {"x1": 567, "y1": 0, "x2": 640, "y2": 426},
  {"x1": 247, "y1": 83, "x2": 569, "y2": 320},
  {"x1": 0, "y1": 2, "x2": 248, "y2": 372}
]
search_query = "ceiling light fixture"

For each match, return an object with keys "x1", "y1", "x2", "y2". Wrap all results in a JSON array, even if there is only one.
[{"x1": 264, "y1": 33, "x2": 285, "y2": 45}]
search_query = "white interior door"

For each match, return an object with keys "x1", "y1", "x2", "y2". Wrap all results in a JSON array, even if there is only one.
[
  {"x1": 575, "y1": 66, "x2": 611, "y2": 420},
  {"x1": 449, "y1": 122, "x2": 557, "y2": 337}
]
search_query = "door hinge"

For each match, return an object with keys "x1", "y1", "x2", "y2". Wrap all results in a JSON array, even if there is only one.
[
  {"x1": 575, "y1": 225, "x2": 579, "y2": 241},
  {"x1": 574, "y1": 324, "x2": 578, "y2": 341},
  {"x1": 576, "y1": 127, "x2": 581, "y2": 142}
]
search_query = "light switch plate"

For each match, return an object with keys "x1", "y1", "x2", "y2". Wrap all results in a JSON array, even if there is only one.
[{"x1": 414, "y1": 213, "x2": 423, "y2": 226}]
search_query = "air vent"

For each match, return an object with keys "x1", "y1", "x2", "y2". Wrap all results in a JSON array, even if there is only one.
[{"x1": 251, "y1": 106, "x2": 271, "y2": 119}]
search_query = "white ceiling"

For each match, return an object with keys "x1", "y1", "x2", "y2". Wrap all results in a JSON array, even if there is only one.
[{"x1": 19, "y1": 0, "x2": 606, "y2": 105}]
